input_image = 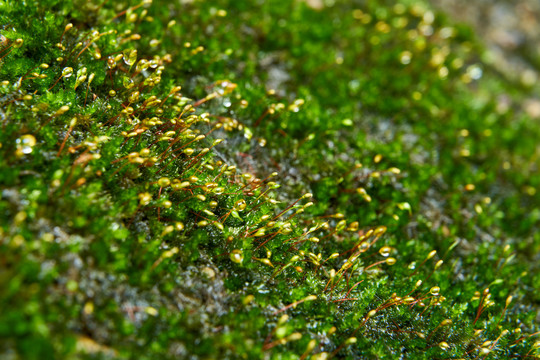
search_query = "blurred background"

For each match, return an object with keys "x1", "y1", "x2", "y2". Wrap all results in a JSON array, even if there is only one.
[
  {"x1": 432, "y1": 0, "x2": 540, "y2": 118},
  {"x1": 305, "y1": 0, "x2": 540, "y2": 118}
]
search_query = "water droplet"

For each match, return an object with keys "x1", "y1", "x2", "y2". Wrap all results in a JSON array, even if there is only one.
[
  {"x1": 235, "y1": 199, "x2": 247, "y2": 211},
  {"x1": 16, "y1": 134, "x2": 36, "y2": 155},
  {"x1": 400, "y1": 51, "x2": 412, "y2": 65},
  {"x1": 62, "y1": 67, "x2": 73, "y2": 78},
  {"x1": 123, "y1": 76, "x2": 134, "y2": 89},
  {"x1": 136, "y1": 59, "x2": 149, "y2": 72},
  {"x1": 17, "y1": 134, "x2": 36, "y2": 147},
  {"x1": 106, "y1": 56, "x2": 116, "y2": 69},
  {"x1": 230, "y1": 249, "x2": 243, "y2": 264},
  {"x1": 467, "y1": 65, "x2": 483, "y2": 80},
  {"x1": 90, "y1": 30, "x2": 100, "y2": 41},
  {"x1": 358, "y1": 242, "x2": 370, "y2": 252},
  {"x1": 124, "y1": 49, "x2": 137, "y2": 66},
  {"x1": 379, "y1": 246, "x2": 391, "y2": 257},
  {"x1": 13, "y1": 38, "x2": 23, "y2": 49}
]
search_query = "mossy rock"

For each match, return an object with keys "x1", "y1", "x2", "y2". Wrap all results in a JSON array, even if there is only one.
[{"x1": 0, "y1": 0, "x2": 539, "y2": 359}]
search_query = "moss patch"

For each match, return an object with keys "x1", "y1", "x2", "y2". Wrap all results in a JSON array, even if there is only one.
[{"x1": 1, "y1": 0, "x2": 539, "y2": 359}]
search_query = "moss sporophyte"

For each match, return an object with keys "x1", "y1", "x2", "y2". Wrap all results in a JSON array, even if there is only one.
[{"x1": 0, "y1": 0, "x2": 539, "y2": 359}]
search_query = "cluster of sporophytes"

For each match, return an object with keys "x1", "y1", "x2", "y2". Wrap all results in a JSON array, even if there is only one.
[{"x1": 1, "y1": 0, "x2": 539, "y2": 359}]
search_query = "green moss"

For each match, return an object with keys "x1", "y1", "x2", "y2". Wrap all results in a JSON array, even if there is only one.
[{"x1": 0, "y1": 0, "x2": 539, "y2": 359}]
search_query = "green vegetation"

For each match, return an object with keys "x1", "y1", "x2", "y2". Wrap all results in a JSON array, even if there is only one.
[{"x1": 1, "y1": 0, "x2": 539, "y2": 358}]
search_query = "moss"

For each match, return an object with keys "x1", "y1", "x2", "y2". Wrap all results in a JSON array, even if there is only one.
[{"x1": 1, "y1": 0, "x2": 539, "y2": 359}]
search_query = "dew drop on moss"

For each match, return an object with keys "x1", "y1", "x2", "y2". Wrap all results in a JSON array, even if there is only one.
[
  {"x1": 379, "y1": 246, "x2": 391, "y2": 257},
  {"x1": 124, "y1": 49, "x2": 137, "y2": 66},
  {"x1": 230, "y1": 249, "x2": 243, "y2": 264},
  {"x1": 62, "y1": 67, "x2": 73, "y2": 78}
]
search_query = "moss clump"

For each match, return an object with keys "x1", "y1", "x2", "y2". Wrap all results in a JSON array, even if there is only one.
[{"x1": 1, "y1": 0, "x2": 539, "y2": 359}]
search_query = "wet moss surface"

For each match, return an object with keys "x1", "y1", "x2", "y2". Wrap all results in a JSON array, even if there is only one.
[{"x1": 1, "y1": 0, "x2": 539, "y2": 359}]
